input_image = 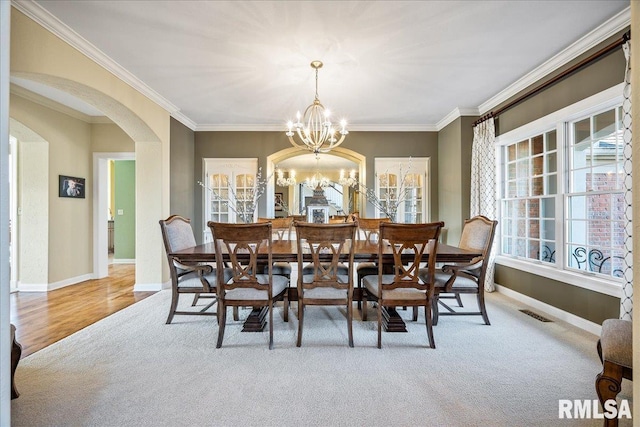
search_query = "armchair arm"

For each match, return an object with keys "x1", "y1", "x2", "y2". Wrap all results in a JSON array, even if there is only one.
[
  {"x1": 440, "y1": 256, "x2": 484, "y2": 292},
  {"x1": 172, "y1": 259, "x2": 215, "y2": 292}
]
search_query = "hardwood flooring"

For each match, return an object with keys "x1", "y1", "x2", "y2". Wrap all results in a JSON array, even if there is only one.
[{"x1": 9, "y1": 264, "x2": 155, "y2": 358}]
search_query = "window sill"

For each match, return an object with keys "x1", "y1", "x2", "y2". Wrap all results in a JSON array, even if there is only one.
[{"x1": 495, "y1": 256, "x2": 622, "y2": 298}]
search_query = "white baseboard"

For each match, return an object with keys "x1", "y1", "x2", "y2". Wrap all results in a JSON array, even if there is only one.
[
  {"x1": 112, "y1": 258, "x2": 136, "y2": 264},
  {"x1": 134, "y1": 283, "x2": 163, "y2": 292},
  {"x1": 18, "y1": 273, "x2": 94, "y2": 292},
  {"x1": 495, "y1": 284, "x2": 602, "y2": 336}
]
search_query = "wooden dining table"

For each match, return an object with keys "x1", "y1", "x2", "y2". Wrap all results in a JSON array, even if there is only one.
[{"x1": 169, "y1": 239, "x2": 482, "y2": 332}]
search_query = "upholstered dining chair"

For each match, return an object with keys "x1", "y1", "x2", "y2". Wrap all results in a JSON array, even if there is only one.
[
  {"x1": 208, "y1": 221, "x2": 289, "y2": 349},
  {"x1": 354, "y1": 217, "x2": 392, "y2": 312},
  {"x1": 422, "y1": 215, "x2": 497, "y2": 325},
  {"x1": 363, "y1": 222, "x2": 444, "y2": 349},
  {"x1": 295, "y1": 222, "x2": 357, "y2": 347},
  {"x1": 159, "y1": 215, "x2": 225, "y2": 324}
]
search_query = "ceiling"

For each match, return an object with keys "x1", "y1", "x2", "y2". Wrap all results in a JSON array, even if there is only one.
[{"x1": 12, "y1": 1, "x2": 629, "y2": 131}]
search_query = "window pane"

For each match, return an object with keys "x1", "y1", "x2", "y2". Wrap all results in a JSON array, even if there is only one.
[
  {"x1": 541, "y1": 197, "x2": 555, "y2": 218},
  {"x1": 502, "y1": 237, "x2": 512, "y2": 254},
  {"x1": 517, "y1": 159, "x2": 529, "y2": 178},
  {"x1": 587, "y1": 194, "x2": 610, "y2": 220},
  {"x1": 568, "y1": 245, "x2": 588, "y2": 271},
  {"x1": 568, "y1": 220, "x2": 587, "y2": 245},
  {"x1": 546, "y1": 175, "x2": 557, "y2": 194},
  {"x1": 574, "y1": 118, "x2": 591, "y2": 144},
  {"x1": 516, "y1": 238, "x2": 526, "y2": 257},
  {"x1": 517, "y1": 140, "x2": 529, "y2": 159},
  {"x1": 572, "y1": 141, "x2": 590, "y2": 169},
  {"x1": 528, "y1": 240, "x2": 540, "y2": 260},
  {"x1": 587, "y1": 219, "x2": 610, "y2": 246},
  {"x1": 532, "y1": 177, "x2": 543, "y2": 196},
  {"x1": 612, "y1": 193, "x2": 625, "y2": 220},
  {"x1": 570, "y1": 196, "x2": 586, "y2": 219},
  {"x1": 508, "y1": 144, "x2": 517, "y2": 162},
  {"x1": 508, "y1": 162, "x2": 516, "y2": 180},
  {"x1": 571, "y1": 170, "x2": 587, "y2": 192},
  {"x1": 532, "y1": 135, "x2": 544, "y2": 155},
  {"x1": 546, "y1": 152, "x2": 557, "y2": 173},
  {"x1": 612, "y1": 221, "x2": 625, "y2": 249},
  {"x1": 593, "y1": 109, "x2": 616, "y2": 139},
  {"x1": 517, "y1": 179, "x2": 528, "y2": 197},
  {"x1": 542, "y1": 220, "x2": 555, "y2": 240},
  {"x1": 517, "y1": 200, "x2": 527, "y2": 217},
  {"x1": 532, "y1": 155, "x2": 543, "y2": 175},
  {"x1": 546, "y1": 130, "x2": 557, "y2": 151},
  {"x1": 528, "y1": 198, "x2": 540, "y2": 218},
  {"x1": 529, "y1": 219, "x2": 540, "y2": 238},
  {"x1": 540, "y1": 241, "x2": 556, "y2": 263},
  {"x1": 508, "y1": 181, "x2": 517, "y2": 197},
  {"x1": 516, "y1": 219, "x2": 527, "y2": 237},
  {"x1": 590, "y1": 164, "x2": 619, "y2": 191}
]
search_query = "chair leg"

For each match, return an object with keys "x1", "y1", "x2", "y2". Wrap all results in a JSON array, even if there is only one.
[
  {"x1": 377, "y1": 301, "x2": 383, "y2": 349},
  {"x1": 268, "y1": 302, "x2": 274, "y2": 350},
  {"x1": 191, "y1": 293, "x2": 200, "y2": 306},
  {"x1": 433, "y1": 295, "x2": 440, "y2": 326},
  {"x1": 412, "y1": 306, "x2": 418, "y2": 321},
  {"x1": 455, "y1": 293, "x2": 463, "y2": 307},
  {"x1": 347, "y1": 302, "x2": 354, "y2": 348},
  {"x1": 166, "y1": 288, "x2": 179, "y2": 324},
  {"x1": 233, "y1": 306, "x2": 240, "y2": 321},
  {"x1": 596, "y1": 361, "x2": 623, "y2": 427},
  {"x1": 362, "y1": 294, "x2": 368, "y2": 322},
  {"x1": 296, "y1": 299, "x2": 304, "y2": 347},
  {"x1": 425, "y1": 302, "x2": 435, "y2": 349},
  {"x1": 216, "y1": 303, "x2": 227, "y2": 349},
  {"x1": 477, "y1": 292, "x2": 491, "y2": 325},
  {"x1": 357, "y1": 274, "x2": 362, "y2": 311},
  {"x1": 283, "y1": 294, "x2": 289, "y2": 323}
]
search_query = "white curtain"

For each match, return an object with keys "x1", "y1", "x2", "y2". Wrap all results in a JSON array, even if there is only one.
[
  {"x1": 620, "y1": 40, "x2": 632, "y2": 321},
  {"x1": 470, "y1": 117, "x2": 497, "y2": 292}
]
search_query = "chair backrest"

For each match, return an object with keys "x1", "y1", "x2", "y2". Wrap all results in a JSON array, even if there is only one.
[
  {"x1": 159, "y1": 215, "x2": 196, "y2": 254},
  {"x1": 356, "y1": 217, "x2": 391, "y2": 243},
  {"x1": 208, "y1": 222, "x2": 273, "y2": 293},
  {"x1": 257, "y1": 217, "x2": 293, "y2": 240},
  {"x1": 459, "y1": 215, "x2": 498, "y2": 257},
  {"x1": 295, "y1": 222, "x2": 357, "y2": 290},
  {"x1": 378, "y1": 222, "x2": 444, "y2": 291}
]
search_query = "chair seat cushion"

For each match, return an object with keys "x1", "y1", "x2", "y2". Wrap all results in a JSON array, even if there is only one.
[
  {"x1": 356, "y1": 262, "x2": 377, "y2": 277},
  {"x1": 363, "y1": 275, "x2": 427, "y2": 301},
  {"x1": 302, "y1": 263, "x2": 349, "y2": 276},
  {"x1": 224, "y1": 275, "x2": 289, "y2": 300},
  {"x1": 271, "y1": 262, "x2": 292, "y2": 276},
  {"x1": 301, "y1": 287, "x2": 349, "y2": 300},
  {"x1": 600, "y1": 319, "x2": 632, "y2": 369}
]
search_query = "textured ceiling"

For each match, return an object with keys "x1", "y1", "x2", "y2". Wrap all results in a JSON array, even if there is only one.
[{"x1": 20, "y1": 1, "x2": 630, "y2": 129}]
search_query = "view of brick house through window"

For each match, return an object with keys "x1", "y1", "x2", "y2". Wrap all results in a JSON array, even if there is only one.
[{"x1": 500, "y1": 104, "x2": 624, "y2": 280}]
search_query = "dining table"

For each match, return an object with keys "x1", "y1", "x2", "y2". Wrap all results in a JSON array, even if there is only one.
[{"x1": 169, "y1": 239, "x2": 483, "y2": 333}]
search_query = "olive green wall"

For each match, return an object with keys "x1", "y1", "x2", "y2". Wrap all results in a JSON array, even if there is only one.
[
  {"x1": 493, "y1": 29, "x2": 629, "y2": 324},
  {"x1": 169, "y1": 118, "x2": 195, "y2": 221},
  {"x1": 194, "y1": 131, "x2": 439, "y2": 244},
  {"x1": 114, "y1": 160, "x2": 136, "y2": 260},
  {"x1": 437, "y1": 116, "x2": 476, "y2": 244}
]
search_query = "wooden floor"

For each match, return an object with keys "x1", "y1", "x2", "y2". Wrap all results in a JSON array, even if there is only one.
[{"x1": 10, "y1": 264, "x2": 155, "y2": 358}]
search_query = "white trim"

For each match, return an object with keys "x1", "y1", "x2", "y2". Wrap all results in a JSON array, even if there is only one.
[
  {"x1": 479, "y1": 7, "x2": 630, "y2": 115},
  {"x1": 496, "y1": 256, "x2": 622, "y2": 298},
  {"x1": 495, "y1": 83, "x2": 624, "y2": 145},
  {"x1": 18, "y1": 272, "x2": 93, "y2": 292},
  {"x1": 435, "y1": 107, "x2": 480, "y2": 131},
  {"x1": 112, "y1": 258, "x2": 136, "y2": 264},
  {"x1": 195, "y1": 123, "x2": 438, "y2": 132},
  {"x1": 134, "y1": 282, "x2": 163, "y2": 292},
  {"x1": 495, "y1": 284, "x2": 601, "y2": 336},
  {"x1": 10, "y1": 0, "x2": 194, "y2": 129},
  {"x1": 17, "y1": 283, "x2": 48, "y2": 292}
]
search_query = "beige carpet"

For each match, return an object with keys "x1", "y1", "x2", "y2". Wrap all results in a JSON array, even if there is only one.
[{"x1": 10, "y1": 290, "x2": 632, "y2": 426}]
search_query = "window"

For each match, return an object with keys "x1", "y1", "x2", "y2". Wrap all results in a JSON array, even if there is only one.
[
  {"x1": 374, "y1": 157, "x2": 429, "y2": 223},
  {"x1": 497, "y1": 87, "x2": 624, "y2": 291}
]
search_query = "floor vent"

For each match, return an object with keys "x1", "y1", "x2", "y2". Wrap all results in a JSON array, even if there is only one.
[{"x1": 519, "y1": 309, "x2": 553, "y2": 322}]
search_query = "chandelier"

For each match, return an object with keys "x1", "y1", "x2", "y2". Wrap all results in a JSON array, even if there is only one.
[
  {"x1": 286, "y1": 60, "x2": 348, "y2": 155},
  {"x1": 276, "y1": 168, "x2": 296, "y2": 187},
  {"x1": 338, "y1": 169, "x2": 358, "y2": 188},
  {"x1": 305, "y1": 172, "x2": 331, "y2": 189}
]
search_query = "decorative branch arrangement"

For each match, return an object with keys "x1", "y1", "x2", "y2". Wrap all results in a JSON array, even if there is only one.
[
  {"x1": 198, "y1": 167, "x2": 272, "y2": 224},
  {"x1": 356, "y1": 159, "x2": 413, "y2": 223},
  {"x1": 275, "y1": 197, "x2": 292, "y2": 216}
]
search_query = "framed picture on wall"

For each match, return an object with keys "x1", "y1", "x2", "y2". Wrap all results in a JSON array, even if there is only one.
[
  {"x1": 275, "y1": 193, "x2": 284, "y2": 211},
  {"x1": 59, "y1": 175, "x2": 86, "y2": 199}
]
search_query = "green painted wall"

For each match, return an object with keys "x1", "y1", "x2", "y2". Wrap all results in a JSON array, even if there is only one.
[
  {"x1": 169, "y1": 118, "x2": 195, "y2": 221},
  {"x1": 193, "y1": 131, "x2": 439, "y2": 243},
  {"x1": 493, "y1": 29, "x2": 628, "y2": 324},
  {"x1": 114, "y1": 160, "x2": 135, "y2": 260}
]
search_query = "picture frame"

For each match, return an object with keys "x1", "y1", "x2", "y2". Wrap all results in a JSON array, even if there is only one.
[
  {"x1": 59, "y1": 175, "x2": 86, "y2": 199},
  {"x1": 274, "y1": 193, "x2": 284, "y2": 211}
]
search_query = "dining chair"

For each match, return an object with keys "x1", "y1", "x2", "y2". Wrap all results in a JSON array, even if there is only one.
[
  {"x1": 295, "y1": 222, "x2": 357, "y2": 347},
  {"x1": 208, "y1": 221, "x2": 289, "y2": 349},
  {"x1": 159, "y1": 215, "x2": 225, "y2": 324},
  {"x1": 422, "y1": 215, "x2": 497, "y2": 325},
  {"x1": 257, "y1": 217, "x2": 293, "y2": 278},
  {"x1": 354, "y1": 217, "x2": 392, "y2": 313},
  {"x1": 363, "y1": 222, "x2": 444, "y2": 349}
]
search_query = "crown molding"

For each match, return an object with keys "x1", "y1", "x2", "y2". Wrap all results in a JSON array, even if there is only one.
[
  {"x1": 11, "y1": 0, "x2": 197, "y2": 129},
  {"x1": 171, "y1": 111, "x2": 197, "y2": 130},
  {"x1": 478, "y1": 6, "x2": 630, "y2": 115},
  {"x1": 195, "y1": 123, "x2": 438, "y2": 132},
  {"x1": 436, "y1": 107, "x2": 479, "y2": 131},
  {"x1": 11, "y1": 83, "x2": 113, "y2": 123}
]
